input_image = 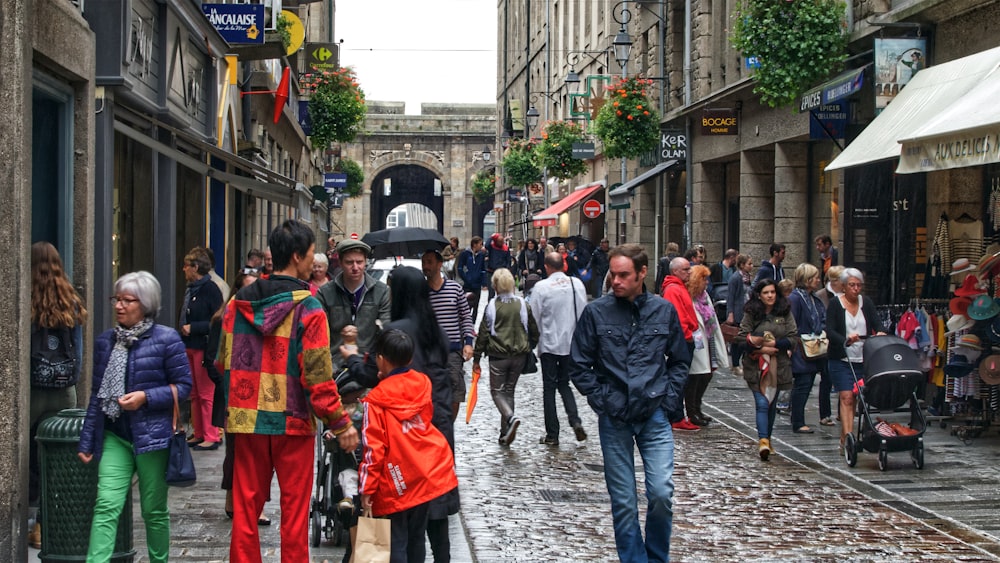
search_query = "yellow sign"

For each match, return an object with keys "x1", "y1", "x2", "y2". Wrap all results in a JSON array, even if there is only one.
[{"x1": 281, "y1": 10, "x2": 305, "y2": 56}]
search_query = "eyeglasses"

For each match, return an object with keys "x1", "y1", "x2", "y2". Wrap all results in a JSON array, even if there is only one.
[
  {"x1": 110, "y1": 296, "x2": 140, "y2": 307},
  {"x1": 847, "y1": 282, "x2": 863, "y2": 288}
]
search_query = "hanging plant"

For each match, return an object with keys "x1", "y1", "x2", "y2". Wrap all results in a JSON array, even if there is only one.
[
  {"x1": 275, "y1": 13, "x2": 293, "y2": 52},
  {"x1": 300, "y1": 67, "x2": 367, "y2": 148},
  {"x1": 470, "y1": 168, "x2": 498, "y2": 203},
  {"x1": 594, "y1": 77, "x2": 660, "y2": 159},
  {"x1": 334, "y1": 157, "x2": 364, "y2": 198},
  {"x1": 730, "y1": 0, "x2": 848, "y2": 108},
  {"x1": 501, "y1": 138, "x2": 542, "y2": 187},
  {"x1": 535, "y1": 121, "x2": 589, "y2": 180}
]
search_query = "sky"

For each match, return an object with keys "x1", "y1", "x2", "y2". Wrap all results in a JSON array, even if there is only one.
[{"x1": 335, "y1": 0, "x2": 498, "y2": 115}]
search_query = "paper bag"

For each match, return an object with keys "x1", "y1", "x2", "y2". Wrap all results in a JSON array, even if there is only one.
[{"x1": 350, "y1": 514, "x2": 391, "y2": 563}]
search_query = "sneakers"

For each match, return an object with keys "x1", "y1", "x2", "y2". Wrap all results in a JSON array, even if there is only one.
[
  {"x1": 28, "y1": 522, "x2": 40, "y2": 549},
  {"x1": 759, "y1": 438, "x2": 771, "y2": 461},
  {"x1": 819, "y1": 417, "x2": 836, "y2": 426},
  {"x1": 539, "y1": 436, "x2": 559, "y2": 446},
  {"x1": 573, "y1": 424, "x2": 588, "y2": 441},
  {"x1": 671, "y1": 418, "x2": 700, "y2": 431},
  {"x1": 500, "y1": 416, "x2": 520, "y2": 445},
  {"x1": 732, "y1": 366, "x2": 743, "y2": 376}
]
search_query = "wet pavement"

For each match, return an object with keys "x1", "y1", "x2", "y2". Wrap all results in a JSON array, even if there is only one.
[{"x1": 29, "y1": 329, "x2": 1000, "y2": 561}]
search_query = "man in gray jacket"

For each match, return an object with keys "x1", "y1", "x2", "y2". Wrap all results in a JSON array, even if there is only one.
[
  {"x1": 316, "y1": 240, "x2": 391, "y2": 371},
  {"x1": 532, "y1": 252, "x2": 589, "y2": 445}
]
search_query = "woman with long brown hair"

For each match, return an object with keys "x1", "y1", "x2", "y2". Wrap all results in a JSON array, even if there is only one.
[{"x1": 29, "y1": 241, "x2": 88, "y2": 547}]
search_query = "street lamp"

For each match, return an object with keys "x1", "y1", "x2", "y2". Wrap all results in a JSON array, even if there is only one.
[
  {"x1": 482, "y1": 145, "x2": 492, "y2": 164},
  {"x1": 613, "y1": 26, "x2": 632, "y2": 70},
  {"x1": 563, "y1": 50, "x2": 612, "y2": 93},
  {"x1": 525, "y1": 105, "x2": 540, "y2": 136}
]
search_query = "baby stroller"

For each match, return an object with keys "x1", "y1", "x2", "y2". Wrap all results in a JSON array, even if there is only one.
[
  {"x1": 310, "y1": 370, "x2": 365, "y2": 547},
  {"x1": 844, "y1": 335, "x2": 927, "y2": 471}
]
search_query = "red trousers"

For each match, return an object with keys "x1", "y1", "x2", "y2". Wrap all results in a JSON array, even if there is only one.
[
  {"x1": 186, "y1": 348, "x2": 220, "y2": 443},
  {"x1": 230, "y1": 433, "x2": 314, "y2": 563}
]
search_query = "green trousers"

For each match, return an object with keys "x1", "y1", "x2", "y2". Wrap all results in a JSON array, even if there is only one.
[{"x1": 87, "y1": 431, "x2": 170, "y2": 563}]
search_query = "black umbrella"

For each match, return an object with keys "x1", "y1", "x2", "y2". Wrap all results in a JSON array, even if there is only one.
[
  {"x1": 548, "y1": 235, "x2": 595, "y2": 257},
  {"x1": 361, "y1": 227, "x2": 450, "y2": 259}
]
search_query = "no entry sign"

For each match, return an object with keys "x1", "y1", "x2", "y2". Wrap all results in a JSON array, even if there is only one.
[{"x1": 582, "y1": 199, "x2": 603, "y2": 219}]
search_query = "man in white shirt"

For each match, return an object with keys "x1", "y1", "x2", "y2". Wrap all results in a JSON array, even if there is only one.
[{"x1": 531, "y1": 252, "x2": 589, "y2": 445}]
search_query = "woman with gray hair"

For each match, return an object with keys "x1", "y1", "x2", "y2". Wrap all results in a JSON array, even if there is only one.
[
  {"x1": 310, "y1": 252, "x2": 330, "y2": 291},
  {"x1": 825, "y1": 267, "x2": 886, "y2": 453},
  {"x1": 78, "y1": 271, "x2": 192, "y2": 563}
]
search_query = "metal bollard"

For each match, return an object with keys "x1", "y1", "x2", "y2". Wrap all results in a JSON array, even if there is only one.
[{"x1": 36, "y1": 408, "x2": 136, "y2": 562}]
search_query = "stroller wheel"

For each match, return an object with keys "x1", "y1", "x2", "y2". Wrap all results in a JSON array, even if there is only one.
[
  {"x1": 911, "y1": 443, "x2": 924, "y2": 469},
  {"x1": 878, "y1": 448, "x2": 888, "y2": 471},
  {"x1": 311, "y1": 500, "x2": 322, "y2": 548},
  {"x1": 845, "y1": 434, "x2": 858, "y2": 467}
]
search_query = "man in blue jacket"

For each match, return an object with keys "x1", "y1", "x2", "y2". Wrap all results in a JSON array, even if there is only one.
[
  {"x1": 456, "y1": 236, "x2": 487, "y2": 323},
  {"x1": 570, "y1": 243, "x2": 691, "y2": 563}
]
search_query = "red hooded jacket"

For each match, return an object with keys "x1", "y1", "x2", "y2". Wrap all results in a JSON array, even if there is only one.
[
  {"x1": 661, "y1": 276, "x2": 698, "y2": 342},
  {"x1": 359, "y1": 368, "x2": 458, "y2": 516}
]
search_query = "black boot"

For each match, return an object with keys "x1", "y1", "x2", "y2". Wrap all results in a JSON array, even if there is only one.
[
  {"x1": 694, "y1": 372, "x2": 714, "y2": 423},
  {"x1": 685, "y1": 377, "x2": 707, "y2": 426}
]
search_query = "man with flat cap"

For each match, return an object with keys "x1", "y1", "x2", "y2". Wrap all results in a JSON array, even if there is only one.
[{"x1": 316, "y1": 239, "x2": 392, "y2": 372}]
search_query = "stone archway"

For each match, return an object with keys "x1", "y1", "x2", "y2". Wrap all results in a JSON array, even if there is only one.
[{"x1": 369, "y1": 164, "x2": 445, "y2": 232}]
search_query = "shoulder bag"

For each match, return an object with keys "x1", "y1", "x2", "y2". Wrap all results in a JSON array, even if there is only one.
[
  {"x1": 797, "y1": 289, "x2": 828, "y2": 359},
  {"x1": 165, "y1": 384, "x2": 197, "y2": 487},
  {"x1": 720, "y1": 322, "x2": 740, "y2": 344}
]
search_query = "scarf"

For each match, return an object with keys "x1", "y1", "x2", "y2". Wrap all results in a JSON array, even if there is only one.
[
  {"x1": 693, "y1": 291, "x2": 718, "y2": 334},
  {"x1": 741, "y1": 270, "x2": 752, "y2": 285},
  {"x1": 98, "y1": 317, "x2": 154, "y2": 420}
]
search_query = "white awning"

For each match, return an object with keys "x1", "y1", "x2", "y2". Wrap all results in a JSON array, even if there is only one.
[
  {"x1": 825, "y1": 46, "x2": 1000, "y2": 172},
  {"x1": 897, "y1": 51, "x2": 1000, "y2": 173}
]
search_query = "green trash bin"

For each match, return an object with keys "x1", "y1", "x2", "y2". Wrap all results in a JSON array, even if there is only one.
[{"x1": 37, "y1": 408, "x2": 136, "y2": 562}]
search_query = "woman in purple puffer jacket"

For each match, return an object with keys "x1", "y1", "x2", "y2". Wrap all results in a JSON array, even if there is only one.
[{"x1": 78, "y1": 271, "x2": 192, "y2": 563}]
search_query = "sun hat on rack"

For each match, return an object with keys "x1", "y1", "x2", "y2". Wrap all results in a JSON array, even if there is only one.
[
  {"x1": 945, "y1": 314, "x2": 976, "y2": 336},
  {"x1": 952, "y1": 258, "x2": 976, "y2": 276},
  {"x1": 950, "y1": 296, "x2": 972, "y2": 317},
  {"x1": 954, "y1": 274, "x2": 986, "y2": 297},
  {"x1": 980, "y1": 355, "x2": 1000, "y2": 386},
  {"x1": 957, "y1": 333, "x2": 984, "y2": 351},
  {"x1": 944, "y1": 354, "x2": 976, "y2": 378},
  {"x1": 977, "y1": 251, "x2": 1000, "y2": 278},
  {"x1": 968, "y1": 295, "x2": 1000, "y2": 321}
]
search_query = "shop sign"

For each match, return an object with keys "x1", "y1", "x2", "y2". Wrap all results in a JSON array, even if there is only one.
[
  {"x1": 701, "y1": 109, "x2": 738, "y2": 135},
  {"x1": 306, "y1": 43, "x2": 340, "y2": 72},
  {"x1": 324, "y1": 173, "x2": 347, "y2": 194},
  {"x1": 874, "y1": 37, "x2": 926, "y2": 114},
  {"x1": 202, "y1": 3, "x2": 265, "y2": 44},
  {"x1": 898, "y1": 130, "x2": 1000, "y2": 173},
  {"x1": 800, "y1": 67, "x2": 866, "y2": 112},
  {"x1": 809, "y1": 102, "x2": 848, "y2": 140},
  {"x1": 640, "y1": 129, "x2": 687, "y2": 167},
  {"x1": 572, "y1": 142, "x2": 595, "y2": 159}
]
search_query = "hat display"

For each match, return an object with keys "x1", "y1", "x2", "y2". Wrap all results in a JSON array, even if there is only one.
[
  {"x1": 967, "y1": 295, "x2": 1000, "y2": 321},
  {"x1": 952, "y1": 258, "x2": 976, "y2": 276},
  {"x1": 336, "y1": 239, "x2": 372, "y2": 257},
  {"x1": 957, "y1": 333, "x2": 983, "y2": 351},
  {"x1": 978, "y1": 251, "x2": 1000, "y2": 278},
  {"x1": 980, "y1": 355, "x2": 1000, "y2": 386},
  {"x1": 946, "y1": 314, "x2": 976, "y2": 336},
  {"x1": 950, "y1": 296, "x2": 972, "y2": 317},
  {"x1": 944, "y1": 354, "x2": 975, "y2": 378},
  {"x1": 954, "y1": 274, "x2": 986, "y2": 297}
]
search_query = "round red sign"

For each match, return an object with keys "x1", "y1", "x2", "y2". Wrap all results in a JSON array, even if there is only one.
[
  {"x1": 350, "y1": 232, "x2": 359, "y2": 240},
  {"x1": 582, "y1": 199, "x2": 603, "y2": 219}
]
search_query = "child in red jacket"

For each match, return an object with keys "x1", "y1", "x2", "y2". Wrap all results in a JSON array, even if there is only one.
[{"x1": 359, "y1": 329, "x2": 459, "y2": 562}]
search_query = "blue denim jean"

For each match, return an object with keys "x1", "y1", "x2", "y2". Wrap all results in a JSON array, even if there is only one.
[
  {"x1": 598, "y1": 408, "x2": 674, "y2": 563},
  {"x1": 752, "y1": 390, "x2": 779, "y2": 439},
  {"x1": 791, "y1": 371, "x2": 817, "y2": 429},
  {"x1": 540, "y1": 353, "x2": 582, "y2": 440}
]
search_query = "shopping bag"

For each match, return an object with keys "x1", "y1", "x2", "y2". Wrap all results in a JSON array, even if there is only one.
[
  {"x1": 350, "y1": 511, "x2": 391, "y2": 563},
  {"x1": 165, "y1": 384, "x2": 196, "y2": 487}
]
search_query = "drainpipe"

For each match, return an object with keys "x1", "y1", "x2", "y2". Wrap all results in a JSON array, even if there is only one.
[
  {"x1": 683, "y1": 0, "x2": 693, "y2": 249},
  {"x1": 654, "y1": 1, "x2": 667, "y2": 260}
]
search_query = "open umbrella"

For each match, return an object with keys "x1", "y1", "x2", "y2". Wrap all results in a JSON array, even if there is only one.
[
  {"x1": 361, "y1": 227, "x2": 450, "y2": 260},
  {"x1": 465, "y1": 364, "x2": 481, "y2": 424}
]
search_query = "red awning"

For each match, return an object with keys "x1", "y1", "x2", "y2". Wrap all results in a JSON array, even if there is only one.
[{"x1": 531, "y1": 181, "x2": 605, "y2": 227}]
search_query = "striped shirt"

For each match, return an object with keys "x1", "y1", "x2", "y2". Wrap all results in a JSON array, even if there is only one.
[{"x1": 428, "y1": 278, "x2": 475, "y2": 349}]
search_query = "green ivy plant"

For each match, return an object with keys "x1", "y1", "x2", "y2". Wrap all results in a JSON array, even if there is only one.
[
  {"x1": 594, "y1": 77, "x2": 660, "y2": 159},
  {"x1": 730, "y1": 0, "x2": 848, "y2": 108},
  {"x1": 300, "y1": 67, "x2": 367, "y2": 148},
  {"x1": 470, "y1": 169, "x2": 498, "y2": 203},
  {"x1": 501, "y1": 138, "x2": 541, "y2": 187},
  {"x1": 335, "y1": 157, "x2": 364, "y2": 198},
  {"x1": 275, "y1": 13, "x2": 292, "y2": 52},
  {"x1": 535, "y1": 121, "x2": 589, "y2": 180}
]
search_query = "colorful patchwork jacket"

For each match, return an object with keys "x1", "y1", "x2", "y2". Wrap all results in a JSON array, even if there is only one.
[{"x1": 218, "y1": 277, "x2": 352, "y2": 437}]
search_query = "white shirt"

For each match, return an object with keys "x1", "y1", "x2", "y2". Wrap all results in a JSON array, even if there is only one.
[
  {"x1": 530, "y1": 272, "x2": 588, "y2": 356},
  {"x1": 844, "y1": 302, "x2": 868, "y2": 362}
]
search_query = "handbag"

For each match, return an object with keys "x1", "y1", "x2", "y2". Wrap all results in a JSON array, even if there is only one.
[
  {"x1": 165, "y1": 384, "x2": 197, "y2": 487},
  {"x1": 801, "y1": 331, "x2": 829, "y2": 359},
  {"x1": 350, "y1": 508, "x2": 391, "y2": 563},
  {"x1": 720, "y1": 322, "x2": 740, "y2": 344},
  {"x1": 522, "y1": 351, "x2": 539, "y2": 374}
]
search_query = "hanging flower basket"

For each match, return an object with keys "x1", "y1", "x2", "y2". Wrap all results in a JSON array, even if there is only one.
[
  {"x1": 471, "y1": 169, "x2": 498, "y2": 203},
  {"x1": 501, "y1": 138, "x2": 542, "y2": 187},
  {"x1": 535, "y1": 121, "x2": 589, "y2": 180},
  {"x1": 300, "y1": 67, "x2": 366, "y2": 148},
  {"x1": 594, "y1": 77, "x2": 660, "y2": 160},
  {"x1": 730, "y1": 0, "x2": 848, "y2": 108},
  {"x1": 334, "y1": 157, "x2": 364, "y2": 198}
]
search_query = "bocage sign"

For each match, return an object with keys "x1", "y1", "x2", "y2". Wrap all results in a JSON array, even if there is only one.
[
  {"x1": 202, "y1": 4, "x2": 265, "y2": 44},
  {"x1": 701, "y1": 108, "x2": 739, "y2": 136}
]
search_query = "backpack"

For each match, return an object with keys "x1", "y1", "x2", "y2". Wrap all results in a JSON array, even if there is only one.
[{"x1": 30, "y1": 324, "x2": 80, "y2": 388}]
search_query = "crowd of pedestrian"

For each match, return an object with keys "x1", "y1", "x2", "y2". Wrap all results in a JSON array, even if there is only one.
[{"x1": 27, "y1": 222, "x2": 886, "y2": 563}]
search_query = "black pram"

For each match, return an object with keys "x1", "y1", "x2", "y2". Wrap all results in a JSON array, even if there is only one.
[{"x1": 843, "y1": 335, "x2": 927, "y2": 471}]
